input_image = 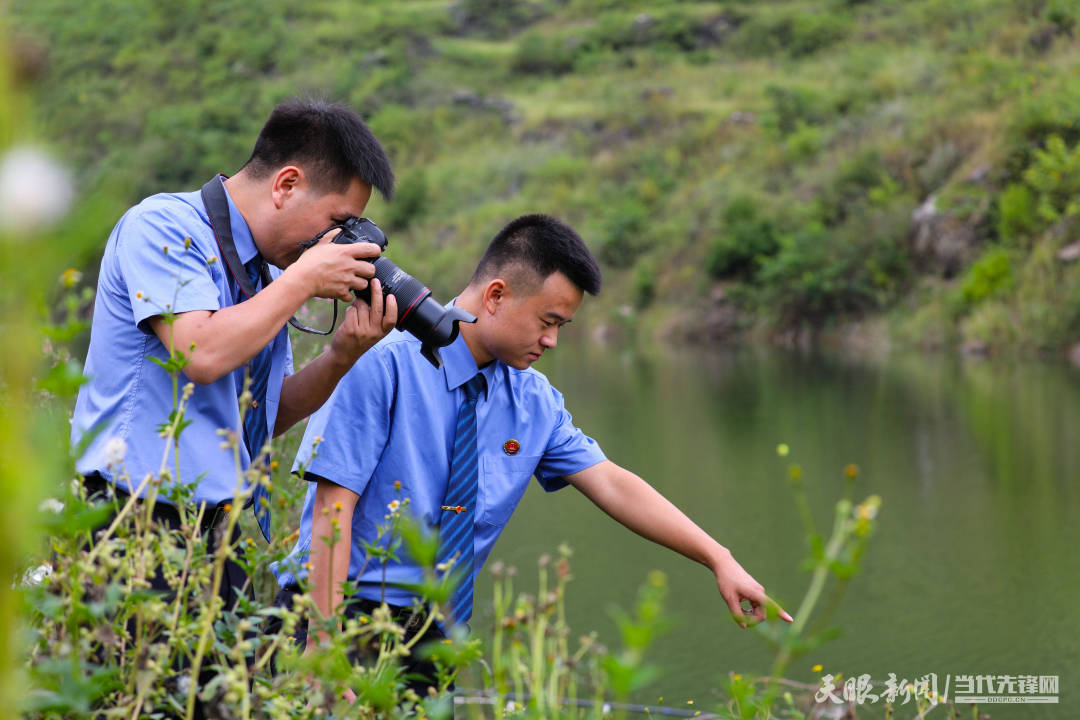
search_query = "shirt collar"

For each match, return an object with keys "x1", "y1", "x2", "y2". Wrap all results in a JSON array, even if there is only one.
[
  {"x1": 218, "y1": 175, "x2": 259, "y2": 265},
  {"x1": 441, "y1": 299, "x2": 498, "y2": 399}
]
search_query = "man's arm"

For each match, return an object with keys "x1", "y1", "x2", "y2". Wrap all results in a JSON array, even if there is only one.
[
  {"x1": 307, "y1": 477, "x2": 360, "y2": 646},
  {"x1": 274, "y1": 283, "x2": 397, "y2": 436},
  {"x1": 148, "y1": 238, "x2": 382, "y2": 385},
  {"x1": 566, "y1": 459, "x2": 793, "y2": 628}
]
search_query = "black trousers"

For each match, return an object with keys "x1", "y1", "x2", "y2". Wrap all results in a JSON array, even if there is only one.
[
  {"x1": 81, "y1": 473, "x2": 250, "y2": 718},
  {"x1": 270, "y1": 584, "x2": 450, "y2": 696},
  {"x1": 82, "y1": 472, "x2": 250, "y2": 607}
]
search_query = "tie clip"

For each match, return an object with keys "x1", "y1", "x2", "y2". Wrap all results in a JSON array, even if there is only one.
[{"x1": 441, "y1": 505, "x2": 467, "y2": 514}]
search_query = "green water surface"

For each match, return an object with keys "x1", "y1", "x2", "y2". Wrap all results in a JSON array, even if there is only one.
[{"x1": 472, "y1": 337, "x2": 1080, "y2": 718}]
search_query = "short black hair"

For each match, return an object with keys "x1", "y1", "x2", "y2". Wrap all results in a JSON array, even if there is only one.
[
  {"x1": 241, "y1": 99, "x2": 394, "y2": 200},
  {"x1": 470, "y1": 214, "x2": 602, "y2": 295}
]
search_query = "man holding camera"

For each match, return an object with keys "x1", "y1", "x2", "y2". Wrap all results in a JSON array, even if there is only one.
[
  {"x1": 71, "y1": 100, "x2": 400, "y2": 603},
  {"x1": 273, "y1": 214, "x2": 793, "y2": 694}
]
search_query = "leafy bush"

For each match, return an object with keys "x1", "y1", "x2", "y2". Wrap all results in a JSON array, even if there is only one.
[
  {"x1": 762, "y1": 84, "x2": 825, "y2": 136},
  {"x1": 960, "y1": 248, "x2": 1015, "y2": 305},
  {"x1": 758, "y1": 198, "x2": 912, "y2": 323},
  {"x1": 385, "y1": 171, "x2": 430, "y2": 231},
  {"x1": 1022, "y1": 134, "x2": 1080, "y2": 223},
  {"x1": 631, "y1": 258, "x2": 656, "y2": 308},
  {"x1": 581, "y1": 9, "x2": 725, "y2": 54},
  {"x1": 996, "y1": 183, "x2": 1039, "y2": 247},
  {"x1": 731, "y1": 8, "x2": 851, "y2": 59},
  {"x1": 783, "y1": 122, "x2": 825, "y2": 162},
  {"x1": 594, "y1": 196, "x2": 650, "y2": 268},
  {"x1": 512, "y1": 31, "x2": 578, "y2": 74},
  {"x1": 706, "y1": 196, "x2": 780, "y2": 280},
  {"x1": 454, "y1": 0, "x2": 546, "y2": 38},
  {"x1": 1004, "y1": 82, "x2": 1080, "y2": 178},
  {"x1": 1044, "y1": 0, "x2": 1076, "y2": 35},
  {"x1": 814, "y1": 149, "x2": 893, "y2": 226}
]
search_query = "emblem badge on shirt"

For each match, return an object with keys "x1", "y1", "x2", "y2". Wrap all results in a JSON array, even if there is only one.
[{"x1": 503, "y1": 439, "x2": 521, "y2": 456}]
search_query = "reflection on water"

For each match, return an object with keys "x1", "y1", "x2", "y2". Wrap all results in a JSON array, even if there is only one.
[{"x1": 473, "y1": 335, "x2": 1080, "y2": 718}]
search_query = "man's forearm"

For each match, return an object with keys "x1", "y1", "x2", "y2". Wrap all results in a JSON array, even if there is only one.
[
  {"x1": 307, "y1": 483, "x2": 356, "y2": 647},
  {"x1": 275, "y1": 349, "x2": 353, "y2": 436},
  {"x1": 568, "y1": 460, "x2": 731, "y2": 572},
  {"x1": 150, "y1": 271, "x2": 311, "y2": 385}
]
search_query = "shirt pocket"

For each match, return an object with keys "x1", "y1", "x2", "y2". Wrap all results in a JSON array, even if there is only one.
[{"x1": 479, "y1": 455, "x2": 540, "y2": 528}]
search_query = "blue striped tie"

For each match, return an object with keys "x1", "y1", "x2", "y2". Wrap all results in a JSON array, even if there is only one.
[
  {"x1": 437, "y1": 372, "x2": 486, "y2": 625},
  {"x1": 239, "y1": 258, "x2": 273, "y2": 543}
]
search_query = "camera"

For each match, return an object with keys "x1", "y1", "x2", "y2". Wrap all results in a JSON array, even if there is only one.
[{"x1": 321, "y1": 217, "x2": 475, "y2": 369}]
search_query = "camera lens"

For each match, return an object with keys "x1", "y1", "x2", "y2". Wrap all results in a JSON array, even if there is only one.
[
  {"x1": 365, "y1": 257, "x2": 475, "y2": 369},
  {"x1": 325, "y1": 217, "x2": 475, "y2": 368}
]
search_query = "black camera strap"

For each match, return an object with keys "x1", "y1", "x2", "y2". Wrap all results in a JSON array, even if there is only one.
[{"x1": 200, "y1": 175, "x2": 335, "y2": 335}]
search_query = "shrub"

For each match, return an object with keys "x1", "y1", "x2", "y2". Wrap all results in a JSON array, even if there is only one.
[
  {"x1": 512, "y1": 31, "x2": 578, "y2": 74},
  {"x1": 784, "y1": 122, "x2": 825, "y2": 162},
  {"x1": 758, "y1": 198, "x2": 912, "y2": 323},
  {"x1": 814, "y1": 150, "x2": 892, "y2": 226},
  {"x1": 594, "y1": 196, "x2": 650, "y2": 268},
  {"x1": 996, "y1": 183, "x2": 1039, "y2": 247},
  {"x1": 631, "y1": 258, "x2": 657, "y2": 309},
  {"x1": 1004, "y1": 82, "x2": 1080, "y2": 178},
  {"x1": 705, "y1": 196, "x2": 780, "y2": 280},
  {"x1": 454, "y1": 0, "x2": 545, "y2": 38},
  {"x1": 960, "y1": 248, "x2": 1015, "y2": 305},
  {"x1": 1045, "y1": 0, "x2": 1076, "y2": 35},
  {"x1": 960, "y1": 299, "x2": 1019, "y2": 350},
  {"x1": 762, "y1": 84, "x2": 824, "y2": 136},
  {"x1": 730, "y1": 8, "x2": 851, "y2": 59},
  {"x1": 1022, "y1": 134, "x2": 1080, "y2": 224},
  {"x1": 385, "y1": 171, "x2": 429, "y2": 231}
]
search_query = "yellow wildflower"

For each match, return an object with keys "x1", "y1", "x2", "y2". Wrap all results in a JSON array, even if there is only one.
[{"x1": 60, "y1": 268, "x2": 81, "y2": 288}]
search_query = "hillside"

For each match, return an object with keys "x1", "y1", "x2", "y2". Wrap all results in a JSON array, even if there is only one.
[{"x1": 11, "y1": 0, "x2": 1080, "y2": 354}]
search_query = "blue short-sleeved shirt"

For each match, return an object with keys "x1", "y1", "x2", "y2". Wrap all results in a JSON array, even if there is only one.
[
  {"x1": 71, "y1": 177, "x2": 293, "y2": 505},
  {"x1": 272, "y1": 325, "x2": 606, "y2": 605}
]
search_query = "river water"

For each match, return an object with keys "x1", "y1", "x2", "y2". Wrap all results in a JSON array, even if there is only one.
[{"x1": 471, "y1": 335, "x2": 1080, "y2": 718}]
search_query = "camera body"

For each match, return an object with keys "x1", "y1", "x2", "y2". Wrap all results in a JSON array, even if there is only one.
[
  {"x1": 324, "y1": 217, "x2": 475, "y2": 369},
  {"x1": 332, "y1": 216, "x2": 387, "y2": 253}
]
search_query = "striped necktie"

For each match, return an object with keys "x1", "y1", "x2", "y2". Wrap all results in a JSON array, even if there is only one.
[
  {"x1": 239, "y1": 258, "x2": 273, "y2": 543},
  {"x1": 437, "y1": 372, "x2": 487, "y2": 625}
]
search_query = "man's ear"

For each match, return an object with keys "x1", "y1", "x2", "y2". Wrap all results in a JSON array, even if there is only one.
[
  {"x1": 270, "y1": 166, "x2": 304, "y2": 209},
  {"x1": 482, "y1": 278, "x2": 509, "y2": 315}
]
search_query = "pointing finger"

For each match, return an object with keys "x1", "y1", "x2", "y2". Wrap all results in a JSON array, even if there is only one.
[{"x1": 765, "y1": 594, "x2": 794, "y2": 623}]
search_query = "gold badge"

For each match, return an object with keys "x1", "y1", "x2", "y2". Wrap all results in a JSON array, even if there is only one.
[{"x1": 503, "y1": 439, "x2": 521, "y2": 456}]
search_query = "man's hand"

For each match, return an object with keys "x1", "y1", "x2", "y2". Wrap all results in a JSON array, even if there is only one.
[
  {"x1": 284, "y1": 231, "x2": 383, "y2": 302},
  {"x1": 327, "y1": 278, "x2": 399, "y2": 366},
  {"x1": 712, "y1": 548, "x2": 794, "y2": 629},
  {"x1": 274, "y1": 278, "x2": 396, "y2": 434}
]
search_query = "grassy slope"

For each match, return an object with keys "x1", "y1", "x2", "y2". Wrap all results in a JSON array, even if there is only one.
[{"x1": 11, "y1": 0, "x2": 1080, "y2": 354}]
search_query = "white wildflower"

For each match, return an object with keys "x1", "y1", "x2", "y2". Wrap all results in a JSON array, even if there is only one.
[
  {"x1": 104, "y1": 437, "x2": 127, "y2": 468},
  {"x1": 20, "y1": 564, "x2": 52, "y2": 587},
  {"x1": 38, "y1": 498, "x2": 63, "y2": 514},
  {"x1": 0, "y1": 146, "x2": 74, "y2": 231}
]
